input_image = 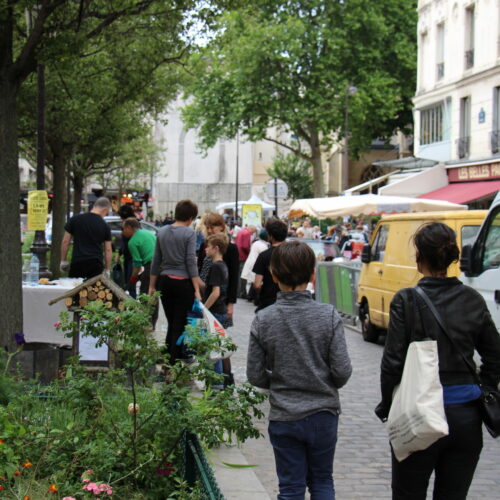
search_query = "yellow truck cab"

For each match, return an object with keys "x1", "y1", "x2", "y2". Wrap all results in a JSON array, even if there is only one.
[{"x1": 357, "y1": 210, "x2": 487, "y2": 343}]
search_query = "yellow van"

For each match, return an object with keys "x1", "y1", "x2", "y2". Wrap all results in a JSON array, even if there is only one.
[{"x1": 357, "y1": 210, "x2": 487, "y2": 343}]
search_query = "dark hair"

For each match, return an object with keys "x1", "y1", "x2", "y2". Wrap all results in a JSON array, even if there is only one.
[
  {"x1": 118, "y1": 204, "x2": 135, "y2": 220},
  {"x1": 413, "y1": 222, "x2": 459, "y2": 273},
  {"x1": 265, "y1": 218, "x2": 288, "y2": 242},
  {"x1": 123, "y1": 217, "x2": 141, "y2": 230},
  {"x1": 206, "y1": 233, "x2": 229, "y2": 255},
  {"x1": 175, "y1": 200, "x2": 198, "y2": 221},
  {"x1": 270, "y1": 240, "x2": 315, "y2": 288},
  {"x1": 258, "y1": 229, "x2": 268, "y2": 241}
]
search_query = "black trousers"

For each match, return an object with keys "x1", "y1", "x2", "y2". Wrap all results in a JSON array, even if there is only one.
[
  {"x1": 391, "y1": 402, "x2": 483, "y2": 500},
  {"x1": 69, "y1": 258, "x2": 103, "y2": 280},
  {"x1": 157, "y1": 276, "x2": 194, "y2": 364}
]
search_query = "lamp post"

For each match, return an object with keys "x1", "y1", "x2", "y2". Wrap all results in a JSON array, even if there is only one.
[
  {"x1": 27, "y1": 8, "x2": 51, "y2": 277},
  {"x1": 234, "y1": 132, "x2": 239, "y2": 223},
  {"x1": 342, "y1": 85, "x2": 358, "y2": 192}
]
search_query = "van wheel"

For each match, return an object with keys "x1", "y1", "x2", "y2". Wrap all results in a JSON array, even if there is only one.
[{"x1": 360, "y1": 302, "x2": 379, "y2": 343}]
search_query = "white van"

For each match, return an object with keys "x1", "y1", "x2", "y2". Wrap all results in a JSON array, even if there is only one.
[{"x1": 460, "y1": 191, "x2": 500, "y2": 330}]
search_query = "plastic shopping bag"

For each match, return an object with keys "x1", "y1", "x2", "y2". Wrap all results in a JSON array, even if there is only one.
[{"x1": 387, "y1": 340, "x2": 449, "y2": 462}]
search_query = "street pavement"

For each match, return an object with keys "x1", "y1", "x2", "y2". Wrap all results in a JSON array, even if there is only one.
[{"x1": 227, "y1": 298, "x2": 500, "y2": 500}]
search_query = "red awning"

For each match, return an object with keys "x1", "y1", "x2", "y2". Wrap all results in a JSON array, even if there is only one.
[{"x1": 418, "y1": 181, "x2": 500, "y2": 204}]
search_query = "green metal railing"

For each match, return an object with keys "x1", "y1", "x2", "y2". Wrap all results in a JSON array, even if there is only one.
[
  {"x1": 182, "y1": 431, "x2": 225, "y2": 500},
  {"x1": 316, "y1": 261, "x2": 362, "y2": 316}
]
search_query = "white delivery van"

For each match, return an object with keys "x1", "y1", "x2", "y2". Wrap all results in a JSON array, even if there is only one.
[{"x1": 460, "y1": 191, "x2": 500, "y2": 330}]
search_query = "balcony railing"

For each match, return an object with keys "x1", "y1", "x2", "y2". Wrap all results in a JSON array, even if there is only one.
[
  {"x1": 436, "y1": 63, "x2": 444, "y2": 80},
  {"x1": 465, "y1": 49, "x2": 474, "y2": 69},
  {"x1": 457, "y1": 136, "x2": 470, "y2": 158},
  {"x1": 491, "y1": 130, "x2": 500, "y2": 154}
]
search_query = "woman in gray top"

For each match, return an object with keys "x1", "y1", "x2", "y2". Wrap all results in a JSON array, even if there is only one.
[{"x1": 149, "y1": 200, "x2": 201, "y2": 364}]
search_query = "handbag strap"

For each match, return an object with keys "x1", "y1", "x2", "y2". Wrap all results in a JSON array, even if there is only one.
[{"x1": 414, "y1": 285, "x2": 482, "y2": 387}]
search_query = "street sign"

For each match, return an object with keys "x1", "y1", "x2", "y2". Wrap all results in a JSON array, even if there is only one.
[{"x1": 266, "y1": 178, "x2": 288, "y2": 200}]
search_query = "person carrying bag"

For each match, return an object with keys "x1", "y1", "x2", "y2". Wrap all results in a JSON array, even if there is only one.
[{"x1": 376, "y1": 222, "x2": 500, "y2": 500}]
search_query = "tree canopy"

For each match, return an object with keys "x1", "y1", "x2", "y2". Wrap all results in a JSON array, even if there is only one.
[{"x1": 183, "y1": 0, "x2": 417, "y2": 196}]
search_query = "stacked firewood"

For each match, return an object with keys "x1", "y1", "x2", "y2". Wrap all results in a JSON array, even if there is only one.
[{"x1": 64, "y1": 280, "x2": 125, "y2": 311}]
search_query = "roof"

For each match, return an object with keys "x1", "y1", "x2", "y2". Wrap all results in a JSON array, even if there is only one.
[
  {"x1": 380, "y1": 210, "x2": 487, "y2": 222},
  {"x1": 48, "y1": 273, "x2": 129, "y2": 306},
  {"x1": 418, "y1": 181, "x2": 500, "y2": 204},
  {"x1": 372, "y1": 156, "x2": 438, "y2": 170}
]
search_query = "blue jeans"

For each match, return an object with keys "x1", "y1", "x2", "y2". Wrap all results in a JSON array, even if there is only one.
[{"x1": 269, "y1": 411, "x2": 339, "y2": 500}]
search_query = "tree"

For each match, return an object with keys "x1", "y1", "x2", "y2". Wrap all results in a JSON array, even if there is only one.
[
  {"x1": 0, "y1": 0, "x2": 225, "y2": 350},
  {"x1": 183, "y1": 0, "x2": 417, "y2": 197},
  {"x1": 267, "y1": 149, "x2": 313, "y2": 201}
]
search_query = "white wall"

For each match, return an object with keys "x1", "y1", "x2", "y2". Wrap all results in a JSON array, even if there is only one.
[{"x1": 414, "y1": 0, "x2": 500, "y2": 162}]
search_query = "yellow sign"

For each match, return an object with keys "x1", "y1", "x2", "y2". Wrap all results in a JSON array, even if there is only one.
[
  {"x1": 242, "y1": 204, "x2": 262, "y2": 228},
  {"x1": 27, "y1": 190, "x2": 49, "y2": 231}
]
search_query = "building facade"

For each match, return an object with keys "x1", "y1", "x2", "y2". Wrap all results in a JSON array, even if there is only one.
[{"x1": 412, "y1": 0, "x2": 500, "y2": 206}]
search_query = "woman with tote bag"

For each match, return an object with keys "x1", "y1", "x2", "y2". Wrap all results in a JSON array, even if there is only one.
[{"x1": 375, "y1": 222, "x2": 500, "y2": 500}]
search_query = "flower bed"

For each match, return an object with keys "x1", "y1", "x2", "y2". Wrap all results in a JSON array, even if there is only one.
[{"x1": 0, "y1": 296, "x2": 265, "y2": 499}]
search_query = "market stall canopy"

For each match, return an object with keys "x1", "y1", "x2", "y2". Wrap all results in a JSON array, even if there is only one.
[
  {"x1": 216, "y1": 194, "x2": 275, "y2": 212},
  {"x1": 288, "y1": 194, "x2": 467, "y2": 219}
]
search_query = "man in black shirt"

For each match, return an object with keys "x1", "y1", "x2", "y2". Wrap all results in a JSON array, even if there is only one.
[
  {"x1": 60, "y1": 197, "x2": 112, "y2": 279},
  {"x1": 253, "y1": 219, "x2": 288, "y2": 311}
]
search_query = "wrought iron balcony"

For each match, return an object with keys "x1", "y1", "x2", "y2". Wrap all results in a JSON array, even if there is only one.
[
  {"x1": 491, "y1": 130, "x2": 500, "y2": 154},
  {"x1": 457, "y1": 136, "x2": 470, "y2": 158},
  {"x1": 465, "y1": 49, "x2": 474, "y2": 69}
]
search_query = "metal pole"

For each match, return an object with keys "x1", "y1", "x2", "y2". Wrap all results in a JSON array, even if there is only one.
[
  {"x1": 31, "y1": 63, "x2": 51, "y2": 278},
  {"x1": 343, "y1": 91, "x2": 349, "y2": 193},
  {"x1": 235, "y1": 132, "x2": 239, "y2": 222},
  {"x1": 274, "y1": 177, "x2": 278, "y2": 217}
]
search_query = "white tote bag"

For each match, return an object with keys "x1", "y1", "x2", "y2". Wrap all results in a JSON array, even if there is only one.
[
  {"x1": 200, "y1": 303, "x2": 234, "y2": 361},
  {"x1": 387, "y1": 340, "x2": 449, "y2": 462}
]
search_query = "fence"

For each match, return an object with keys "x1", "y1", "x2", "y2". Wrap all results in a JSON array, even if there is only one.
[
  {"x1": 315, "y1": 261, "x2": 362, "y2": 317},
  {"x1": 182, "y1": 431, "x2": 225, "y2": 500}
]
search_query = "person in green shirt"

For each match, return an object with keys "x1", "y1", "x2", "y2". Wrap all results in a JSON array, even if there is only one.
[{"x1": 122, "y1": 217, "x2": 156, "y2": 295}]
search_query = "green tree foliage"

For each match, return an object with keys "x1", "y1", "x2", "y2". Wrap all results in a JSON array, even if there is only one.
[
  {"x1": 267, "y1": 149, "x2": 313, "y2": 201},
  {"x1": 183, "y1": 0, "x2": 417, "y2": 197}
]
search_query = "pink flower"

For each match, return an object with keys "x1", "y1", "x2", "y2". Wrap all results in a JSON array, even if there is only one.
[
  {"x1": 63, "y1": 497, "x2": 77, "y2": 500},
  {"x1": 53, "y1": 322, "x2": 61, "y2": 328},
  {"x1": 83, "y1": 482, "x2": 98, "y2": 492},
  {"x1": 82, "y1": 478, "x2": 90, "y2": 483}
]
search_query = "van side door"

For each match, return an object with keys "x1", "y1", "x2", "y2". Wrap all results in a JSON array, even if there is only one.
[{"x1": 367, "y1": 224, "x2": 389, "y2": 327}]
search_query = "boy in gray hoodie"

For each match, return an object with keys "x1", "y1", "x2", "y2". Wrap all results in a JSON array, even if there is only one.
[{"x1": 247, "y1": 240, "x2": 352, "y2": 500}]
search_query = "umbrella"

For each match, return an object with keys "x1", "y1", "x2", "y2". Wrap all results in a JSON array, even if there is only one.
[{"x1": 288, "y1": 194, "x2": 467, "y2": 219}]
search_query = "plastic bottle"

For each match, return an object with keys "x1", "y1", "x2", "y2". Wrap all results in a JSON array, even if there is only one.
[
  {"x1": 28, "y1": 254, "x2": 39, "y2": 285},
  {"x1": 22, "y1": 259, "x2": 31, "y2": 284}
]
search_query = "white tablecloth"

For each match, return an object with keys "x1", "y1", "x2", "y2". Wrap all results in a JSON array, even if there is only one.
[{"x1": 23, "y1": 281, "x2": 79, "y2": 345}]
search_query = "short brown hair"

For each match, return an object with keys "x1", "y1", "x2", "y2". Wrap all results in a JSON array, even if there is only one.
[
  {"x1": 207, "y1": 233, "x2": 229, "y2": 255},
  {"x1": 270, "y1": 240, "x2": 315, "y2": 288},
  {"x1": 123, "y1": 217, "x2": 140, "y2": 230},
  {"x1": 175, "y1": 200, "x2": 198, "y2": 221}
]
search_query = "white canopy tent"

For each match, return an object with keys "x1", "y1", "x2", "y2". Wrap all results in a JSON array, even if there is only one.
[
  {"x1": 288, "y1": 194, "x2": 467, "y2": 219},
  {"x1": 216, "y1": 194, "x2": 275, "y2": 212}
]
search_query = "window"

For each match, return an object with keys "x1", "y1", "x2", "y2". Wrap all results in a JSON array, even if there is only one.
[
  {"x1": 480, "y1": 207, "x2": 500, "y2": 270},
  {"x1": 420, "y1": 103, "x2": 444, "y2": 145},
  {"x1": 436, "y1": 23, "x2": 445, "y2": 80},
  {"x1": 458, "y1": 96, "x2": 471, "y2": 158},
  {"x1": 372, "y1": 225, "x2": 389, "y2": 262},
  {"x1": 492, "y1": 87, "x2": 500, "y2": 153},
  {"x1": 461, "y1": 225, "x2": 481, "y2": 248},
  {"x1": 465, "y1": 5, "x2": 475, "y2": 69}
]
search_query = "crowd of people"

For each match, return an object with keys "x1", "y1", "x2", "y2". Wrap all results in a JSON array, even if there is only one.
[{"x1": 58, "y1": 198, "x2": 500, "y2": 500}]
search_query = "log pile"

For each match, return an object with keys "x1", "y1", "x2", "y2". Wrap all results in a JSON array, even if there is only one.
[{"x1": 64, "y1": 280, "x2": 124, "y2": 311}]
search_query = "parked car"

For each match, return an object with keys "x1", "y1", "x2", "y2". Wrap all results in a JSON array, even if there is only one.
[
  {"x1": 460, "y1": 191, "x2": 500, "y2": 330},
  {"x1": 357, "y1": 210, "x2": 486, "y2": 343}
]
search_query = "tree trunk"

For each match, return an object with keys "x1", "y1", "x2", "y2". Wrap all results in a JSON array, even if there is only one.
[
  {"x1": 73, "y1": 172, "x2": 84, "y2": 214},
  {"x1": 310, "y1": 132, "x2": 325, "y2": 198},
  {"x1": 0, "y1": 77, "x2": 23, "y2": 351},
  {"x1": 49, "y1": 148, "x2": 67, "y2": 278}
]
